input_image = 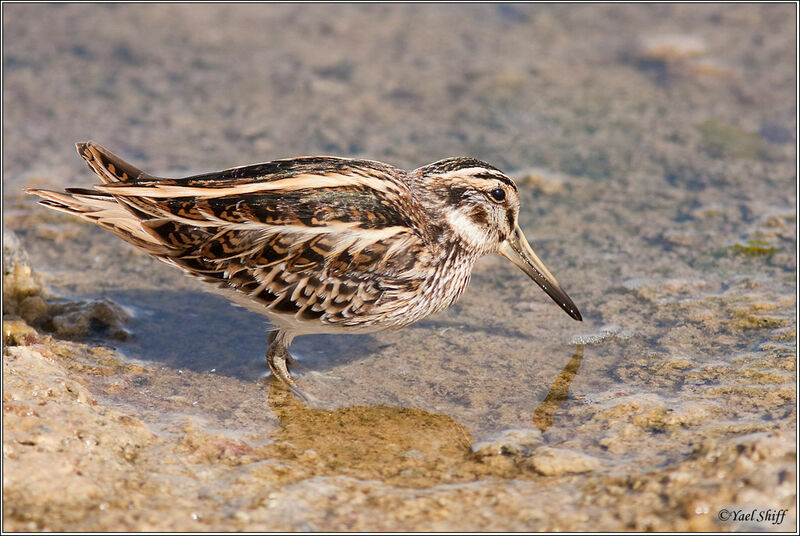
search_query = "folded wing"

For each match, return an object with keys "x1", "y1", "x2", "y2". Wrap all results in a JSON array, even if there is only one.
[{"x1": 28, "y1": 144, "x2": 432, "y2": 329}]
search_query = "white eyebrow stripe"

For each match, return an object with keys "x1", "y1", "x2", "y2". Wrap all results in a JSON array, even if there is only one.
[{"x1": 435, "y1": 168, "x2": 498, "y2": 180}]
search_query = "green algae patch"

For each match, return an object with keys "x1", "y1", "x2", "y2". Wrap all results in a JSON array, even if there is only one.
[
  {"x1": 697, "y1": 119, "x2": 765, "y2": 159},
  {"x1": 730, "y1": 239, "x2": 779, "y2": 257}
]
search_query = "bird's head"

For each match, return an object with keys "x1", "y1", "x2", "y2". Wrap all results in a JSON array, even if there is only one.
[{"x1": 411, "y1": 158, "x2": 582, "y2": 321}]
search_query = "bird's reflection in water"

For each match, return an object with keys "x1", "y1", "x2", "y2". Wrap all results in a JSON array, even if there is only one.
[
  {"x1": 532, "y1": 344, "x2": 584, "y2": 432},
  {"x1": 265, "y1": 377, "x2": 475, "y2": 486},
  {"x1": 261, "y1": 344, "x2": 584, "y2": 484}
]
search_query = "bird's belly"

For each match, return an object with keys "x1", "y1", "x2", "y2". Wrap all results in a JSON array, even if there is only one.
[{"x1": 210, "y1": 253, "x2": 476, "y2": 336}]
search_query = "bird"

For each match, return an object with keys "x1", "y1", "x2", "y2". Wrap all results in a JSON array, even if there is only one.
[{"x1": 27, "y1": 142, "x2": 582, "y2": 399}]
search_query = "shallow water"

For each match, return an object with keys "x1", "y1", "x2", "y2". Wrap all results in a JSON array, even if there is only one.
[{"x1": 3, "y1": 3, "x2": 796, "y2": 532}]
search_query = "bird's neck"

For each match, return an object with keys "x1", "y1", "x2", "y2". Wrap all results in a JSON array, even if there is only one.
[{"x1": 427, "y1": 240, "x2": 478, "y2": 312}]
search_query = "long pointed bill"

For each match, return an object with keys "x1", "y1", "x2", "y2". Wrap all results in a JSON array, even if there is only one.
[{"x1": 499, "y1": 226, "x2": 582, "y2": 321}]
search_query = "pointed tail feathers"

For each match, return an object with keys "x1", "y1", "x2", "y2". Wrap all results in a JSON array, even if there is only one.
[
  {"x1": 25, "y1": 187, "x2": 171, "y2": 255},
  {"x1": 76, "y1": 141, "x2": 156, "y2": 184}
]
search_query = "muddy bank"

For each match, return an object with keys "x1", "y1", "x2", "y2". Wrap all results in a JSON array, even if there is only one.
[{"x1": 3, "y1": 228, "x2": 794, "y2": 531}]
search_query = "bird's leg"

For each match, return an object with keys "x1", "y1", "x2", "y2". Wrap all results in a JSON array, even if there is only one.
[
  {"x1": 267, "y1": 329, "x2": 297, "y2": 364},
  {"x1": 266, "y1": 329, "x2": 306, "y2": 401}
]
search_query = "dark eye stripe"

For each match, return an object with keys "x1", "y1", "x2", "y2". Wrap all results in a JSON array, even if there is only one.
[
  {"x1": 471, "y1": 171, "x2": 517, "y2": 190},
  {"x1": 469, "y1": 206, "x2": 489, "y2": 225}
]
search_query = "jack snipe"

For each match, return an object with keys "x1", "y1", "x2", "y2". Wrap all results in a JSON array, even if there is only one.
[{"x1": 28, "y1": 142, "x2": 582, "y2": 398}]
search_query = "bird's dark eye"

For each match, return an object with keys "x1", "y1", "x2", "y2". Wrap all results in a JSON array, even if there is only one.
[{"x1": 489, "y1": 188, "x2": 505, "y2": 202}]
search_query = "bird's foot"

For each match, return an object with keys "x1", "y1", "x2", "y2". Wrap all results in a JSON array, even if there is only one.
[{"x1": 266, "y1": 333, "x2": 308, "y2": 402}]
